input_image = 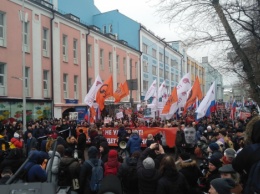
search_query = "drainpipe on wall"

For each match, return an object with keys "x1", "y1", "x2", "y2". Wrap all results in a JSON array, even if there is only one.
[
  {"x1": 86, "y1": 27, "x2": 90, "y2": 93},
  {"x1": 50, "y1": 9, "x2": 55, "y2": 118}
]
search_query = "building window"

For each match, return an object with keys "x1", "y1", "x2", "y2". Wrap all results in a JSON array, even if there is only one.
[
  {"x1": 123, "y1": 57, "x2": 127, "y2": 75},
  {"x1": 103, "y1": 25, "x2": 106, "y2": 33},
  {"x1": 74, "y1": 75, "x2": 78, "y2": 99},
  {"x1": 152, "y1": 66, "x2": 157, "y2": 75},
  {"x1": 175, "y1": 74, "x2": 179, "y2": 82},
  {"x1": 43, "y1": 70, "x2": 49, "y2": 98},
  {"x1": 159, "y1": 53, "x2": 163, "y2": 62},
  {"x1": 109, "y1": 52, "x2": 112, "y2": 72},
  {"x1": 63, "y1": 74, "x2": 68, "y2": 98},
  {"x1": 109, "y1": 24, "x2": 113, "y2": 33},
  {"x1": 142, "y1": 43, "x2": 148, "y2": 54},
  {"x1": 152, "y1": 49, "x2": 156, "y2": 59},
  {"x1": 25, "y1": 67, "x2": 30, "y2": 97},
  {"x1": 143, "y1": 61, "x2": 148, "y2": 72},
  {"x1": 187, "y1": 63, "x2": 190, "y2": 73},
  {"x1": 159, "y1": 68, "x2": 163, "y2": 77},
  {"x1": 88, "y1": 44, "x2": 92, "y2": 67},
  {"x1": 143, "y1": 80, "x2": 148, "y2": 91},
  {"x1": 73, "y1": 39, "x2": 78, "y2": 64},
  {"x1": 88, "y1": 78, "x2": 92, "y2": 91},
  {"x1": 135, "y1": 62, "x2": 138, "y2": 78},
  {"x1": 0, "y1": 12, "x2": 6, "y2": 47},
  {"x1": 42, "y1": 28, "x2": 49, "y2": 57},
  {"x1": 165, "y1": 56, "x2": 169, "y2": 64},
  {"x1": 0, "y1": 63, "x2": 6, "y2": 96},
  {"x1": 23, "y1": 22, "x2": 30, "y2": 52},
  {"x1": 171, "y1": 73, "x2": 174, "y2": 81},
  {"x1": 116, "y1": 55, "x2": 119, "y2": 73},
  {"x1": 165, "y1": 71, "x2": 169, "y2": 79},
  {"x1": 62, "y1": 35, "x2": 68, "y2": 62},
  {"x1": 100, "y1": 49, "x2": 104, "y2": 70}
]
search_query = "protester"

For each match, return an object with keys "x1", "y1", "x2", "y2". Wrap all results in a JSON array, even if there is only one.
[
  {"x1": 156, "y1": 154, "x2": 190, "y2": 194},
  {"x1": 209, "y1": 178, "x2": 235, "y2": 194},
  {"x1": 126, "y1": 130, "x2": 142, "y2": 155}
]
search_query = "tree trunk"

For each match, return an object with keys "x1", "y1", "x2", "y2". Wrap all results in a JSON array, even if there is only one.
[{"x1": 212, "y1": 1, "x2": 260, "y2": 105}]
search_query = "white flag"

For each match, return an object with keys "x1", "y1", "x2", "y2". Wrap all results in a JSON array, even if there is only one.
[
  {"x1": 177, "y1": 73, "x2": 191, "y2": 109},
  {"x1": 158, "y1": 81, "x2": 167, "y2": 99},
  {"x1": 144, "y1": 79, "x2": 157, "y2": 101},
  {"x1": 196, "y1": 82, "x2": 215, "y2": 119},
  {"x1": 84, "y1": 75, "x2": 103, "y2": 107}
]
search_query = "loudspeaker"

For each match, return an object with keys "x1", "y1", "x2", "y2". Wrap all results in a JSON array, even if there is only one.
[{"x1": 119, "y1": 141, "x2": 127, "y2": 149}]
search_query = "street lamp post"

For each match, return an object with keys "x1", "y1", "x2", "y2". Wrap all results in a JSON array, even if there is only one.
[{"x1": 21, "y1": 0, "x2": 26, "y2": 132}]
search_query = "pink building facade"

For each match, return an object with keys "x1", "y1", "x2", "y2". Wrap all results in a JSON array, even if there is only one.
[{"x1": 0, "y1": 0, "x2": 141, "y2": 121}]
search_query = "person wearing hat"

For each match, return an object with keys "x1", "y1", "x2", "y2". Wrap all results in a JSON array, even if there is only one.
[
  {"x1": 219, "y1": 164, "x2": 243, "y2": 194},
  {"x1": 10, "y1": 132, "x2": 23, "y2": 149},
  {"x1": 126, "y1": 130, "x2": 142, "y2": 155},
  {"x1": 137, "y1": 143, "x2": 162, "y2": 194},
  {"x1": 232, "y1": 115, "x2": 260, "y2": 191},
  {"x1": 202, "y1": 156, "x2": 222, "y2": 192},
  {"x1": 0, "y1": 167, "x2": 13, "y2": 184},
  {"x1": 209, "y1": 178, "x2": 235, "y2": 194},
  {"x1": 222, "y1": 148, "x2": 237, "y2": 165},
  {"x1": 104, "y1": 149, "x2": 121, "y2": 177},
  {"x1": 207, "y1": 142, "x2": 223, "y2": 160},
  {"x1": 178, "y1": 152, "x2": 203, "y2": 194}
]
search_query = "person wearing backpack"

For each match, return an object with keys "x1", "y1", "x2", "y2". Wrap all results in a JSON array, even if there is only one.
[
  {"x1": 79, "y1": 146, "x2": 104, "y2": 194},
  {"x1": 58, "y1": 147, "x2": 81, "y2": 193},
  {"x1": 104, "y1": 150, "x2": 121, "y2": 177},
  {"x1": 232, "y1": 116, "x2": 260, "y2": 194},
  {"x1": 117, "y1": 150, "x2": 141, "y2": 194}
]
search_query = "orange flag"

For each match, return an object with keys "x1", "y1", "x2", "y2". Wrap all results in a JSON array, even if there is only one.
[
  {"x1": 113, "y1": 81, "x2": 129, "y2": 103},
  {"x1": 162, "y1": 87, "x2": 178, "y2": 114},
  {"x1": 183, "y1": 76, "x2": 203, "y2": 114},
  {"x1": 96, "y1": 76, "x2": 113, "y2": 111}
]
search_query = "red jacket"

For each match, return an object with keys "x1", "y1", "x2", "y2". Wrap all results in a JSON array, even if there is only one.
[{"x1": 10, "y1": 137, "x2": 23, "y2": 149}]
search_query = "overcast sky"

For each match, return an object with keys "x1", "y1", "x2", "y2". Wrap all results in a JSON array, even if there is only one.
[{"x1": 94, "y1": 0, "x2": 237, "y2": 85}]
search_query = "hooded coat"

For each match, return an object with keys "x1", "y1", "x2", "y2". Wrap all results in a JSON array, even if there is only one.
[
  {"x1": 104, "y1": 150, "x2": 121, "y2": 176},
  {"x1": 126, "y1": 133, "x2": 142, "y2": 155},
  {"x1": 232, "y1": 116, "x2": 260, "y2": 186}
]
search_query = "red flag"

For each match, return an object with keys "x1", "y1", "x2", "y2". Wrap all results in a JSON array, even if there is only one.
[{"x1": 96, "y1": 76, "x2": 113, "y2": 111}]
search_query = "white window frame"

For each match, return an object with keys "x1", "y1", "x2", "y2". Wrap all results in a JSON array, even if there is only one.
[
  {"x1": 116, "y1": 55, "x2": 119, "y2": 73},
  {"x1": 143, "y1": 60, "x2": 148, "y2": 73},
  {"x1": 42, "y1": 28, "x2": 49, "y2": 57},
  {"x1": 109, "y1": 52, "x2": 112, "y2": 72},
  {"x1": 0, "y1": 12, "x2": 6, "y2": 47},
  {"x1": 171, "y1": 73, "x2": 174, "y2": 81},
  {"x1": 103, "y1": 25, "x2": 106, "y2": 33},
  {"x1": 165, "y1": 71, "x2": 169, "y2": 79},
  {"x1": 100, "y1": 49, "x2": 104, "y2": 70},
  {"x1": 165, "y1": 56, "x2": 169, "y2": 64},
  {"x1": 142, "y1": 43, "x2": 148, "y2": 54},
  {"x1": 152, "y1": 49, "x2": 156, "y2": 58},
  {"x1": 88, "y1": 44, "x2": 92, "y2": 67},
  {"x1": 43, "y1": 70, "x2": 49, "y2": 98},
  {"x1": 159, "y1": 68, "x2": 163, "y2": 77},
  {"x1": 159, "y1": 53, "x2": 163, "y2": 62},
  {"x1": 109, "y1": 24, "x2": 113, "y2": 33},
  {"x1": 62, "y1": 34, "x2": 68, "y2": 62},
  {"x1": 0, "y1": 63, "x2": 6, "y2": 96},
  {"x1": 123, "y1": 57, "x2": 127, "y2": 75},
  {"x1": 63, "y1": 74, "x2": 68, "y2": 99},
  {"x1": 74, "y1": 75, "x2": 78, "y2": 99},
  {"x1": 25, "y1": 67, "x2": 30, "y2": 97},
  {"x1": 152, "y1": 66, "x2": 157, "y2": 75},
  {"x1": 143, "y1": 80, "x2": 148, "y2": 91},
  {"x1": 73, "y1": 39, "x2": 78, "y2": 64},
  {"x1": 23, "y1": 22, "x2": 30, "y2": 53}
]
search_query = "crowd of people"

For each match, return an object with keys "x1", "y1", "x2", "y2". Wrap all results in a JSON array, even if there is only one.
[{"x1": 0, "y1": 107, "x2": 259, "y2": 194}]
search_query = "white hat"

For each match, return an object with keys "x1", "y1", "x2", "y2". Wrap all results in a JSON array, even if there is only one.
[
  {"x1": 207, "y1": 126, "x2": 212, "y2": 130},
  {"x1": 14, "y1": 132, "x2": 20, "y2": 138}
]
